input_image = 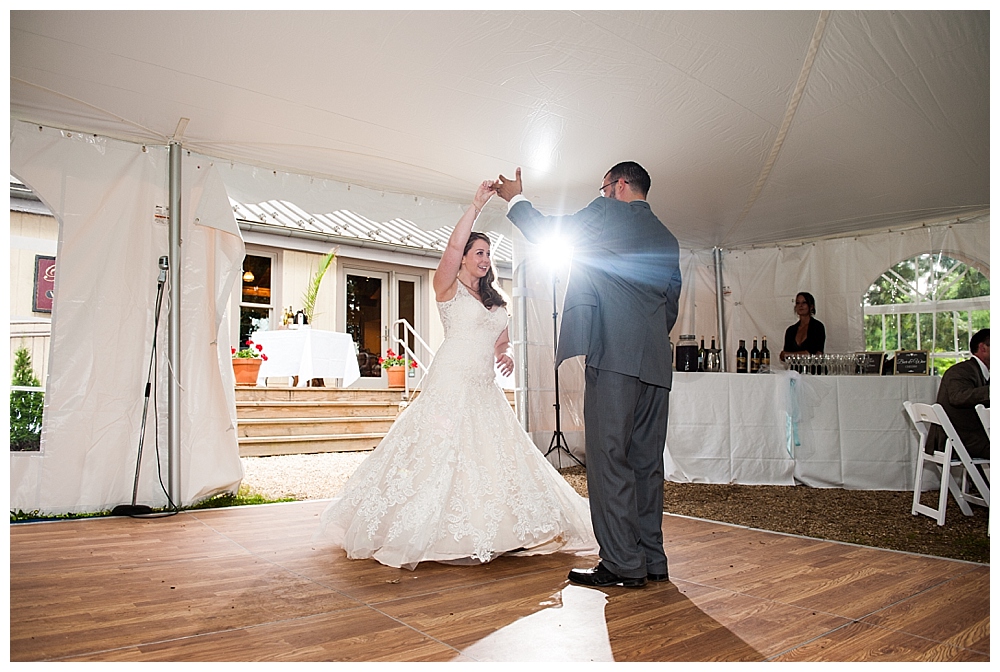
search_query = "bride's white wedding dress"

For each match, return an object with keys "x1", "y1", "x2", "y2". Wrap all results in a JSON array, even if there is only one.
[{"x1": 318, "y1": 282, "x2": 597, "y2": 569}]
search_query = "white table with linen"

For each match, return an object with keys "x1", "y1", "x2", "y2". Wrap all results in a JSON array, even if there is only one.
[
  {"x1": 250, "y1": 328, "x2": 361, "y2": 387},
  {"x1": 664, "y1": 371, "x2": 940, "y2": 490}
]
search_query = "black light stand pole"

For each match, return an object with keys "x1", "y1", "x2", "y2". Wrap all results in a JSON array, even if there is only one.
[
  {"x1": 543, "y1": 275, "x2": 584, "y2": 469},
  {"x1": 111, "y1": 256, "x2": 168, "y2": 517}
]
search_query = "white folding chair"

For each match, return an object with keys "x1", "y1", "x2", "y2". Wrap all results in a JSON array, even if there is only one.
[
  {"x1": 930, "y1": 402, "x2": 990, "y2": 511},
  {"x1": 972, "y1": 404, "x2": 991, "y2": 504},
  {"x1": 904, "y1": 401, "x2": 990, "y2": 525}
]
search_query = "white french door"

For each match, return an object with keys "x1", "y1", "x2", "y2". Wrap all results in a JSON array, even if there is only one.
[
  {"x1": 343, "y1": 268, "x2": 390, "y2": 388},
  {"x1": 392, "y1": 272, "x2": 425, "y2": 387},
  {"x1": 341, "y1": 266, "x2": 424, "y2": 389}
]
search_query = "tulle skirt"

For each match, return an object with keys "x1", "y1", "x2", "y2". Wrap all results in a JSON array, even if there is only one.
[{"x1": 316, "y1": 375, "x2": 597, "y2": 570}]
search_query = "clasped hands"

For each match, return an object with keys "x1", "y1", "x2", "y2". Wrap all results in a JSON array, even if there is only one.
[{"x1": 473, "y1": 168, "x2": 523, "y2": 211}]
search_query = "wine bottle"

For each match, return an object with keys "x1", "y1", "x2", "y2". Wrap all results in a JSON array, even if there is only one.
[
  {"x1": 760, "y1": 337, "x2": 770, "y2": 370},
  {"x1": 750, "y1": 338, "x2": 760, "y2": 373},
  {"x1": 736, "y1": 339, "x2": 748, "y2": 373},
  {"x1": 697, "y1": 336, "x2": 706, "y2": 372},
  {"x1": 705, "y1": 336, "x2": 719, "y2": 372}
]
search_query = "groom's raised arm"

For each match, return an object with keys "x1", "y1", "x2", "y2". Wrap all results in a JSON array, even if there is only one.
[{"x1": 498, "y1": 167, "x2": 604, "y2": 244}]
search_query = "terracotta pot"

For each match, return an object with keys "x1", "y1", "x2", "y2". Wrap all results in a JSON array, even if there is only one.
[
  {"x1": 232, "y1": 358, "x2": 262, "y2": 386},
  {"x1": 386, "y1": 365, "x2": 405, "y2": 388}
]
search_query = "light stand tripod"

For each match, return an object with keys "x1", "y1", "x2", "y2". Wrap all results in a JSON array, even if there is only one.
[{"x1": 543, "y1": 275, "x2": 584, "y2": 469}]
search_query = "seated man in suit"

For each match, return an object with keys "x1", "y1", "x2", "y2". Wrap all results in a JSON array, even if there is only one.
[{"x1": 928, "y1": 328, "x2": 989, "y2": 458}]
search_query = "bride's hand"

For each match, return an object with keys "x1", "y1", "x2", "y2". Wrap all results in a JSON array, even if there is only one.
[
  {"x1": 473, "y1": 180, "x2": 496, "y2": 211},
  {"x1": 495, "y1": 352, "x2": 513, "y2": 377}
]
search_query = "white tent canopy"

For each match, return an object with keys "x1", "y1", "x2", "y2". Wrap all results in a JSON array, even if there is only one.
[
  {"x1": 11, "y1": 10, "x2": 988, "y2": 247},
  {"x1": 9, "y1": 10, "x2": 990, "y2": 508}
]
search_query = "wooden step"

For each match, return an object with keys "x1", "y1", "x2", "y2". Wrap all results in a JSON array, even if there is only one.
[
  {"x1": 238, "y1": 433, "x2": 385, "y2": 457},
  {"x1": 235, "y1": 387, "x2": 414, "y2": 403},
  {"x1": 234, "y1": 385, "x2": 516, "y2": 457},
  {"x1": 235, "y1": 400, "x2": 403, "y2": 419},
  {"x1": 237, "y1": 416, "x2": 397, "y2": 438}
]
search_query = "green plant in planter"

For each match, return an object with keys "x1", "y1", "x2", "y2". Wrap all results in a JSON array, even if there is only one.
[
  {"x1": 10, "y1": 346, "x2": 43, "y2": 452},
  {"x1": 301, "y1": 249, "x2": 337, "y2": 323}
]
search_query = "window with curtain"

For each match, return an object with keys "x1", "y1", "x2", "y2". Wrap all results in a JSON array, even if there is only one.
[{"x1": 863, "y1": 253, "x2": 989, "y2": 374}]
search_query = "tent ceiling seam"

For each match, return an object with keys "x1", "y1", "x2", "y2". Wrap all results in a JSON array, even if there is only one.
[{"x1": 721, "y1": 10, "x2": 832, "y2": 246}]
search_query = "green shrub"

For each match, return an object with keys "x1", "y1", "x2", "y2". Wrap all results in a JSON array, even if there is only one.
[{"x1": 10, "y1": 346, "x2": 43, "y2": 451}]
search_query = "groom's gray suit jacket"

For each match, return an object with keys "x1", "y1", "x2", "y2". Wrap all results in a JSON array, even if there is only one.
[{"x1": 509, "y1": 197, "x2": 681, "y2": 388}]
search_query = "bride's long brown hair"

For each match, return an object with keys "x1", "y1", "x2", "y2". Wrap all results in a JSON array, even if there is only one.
[{"x1": 463, "y1": 232, "x2": 507, "y2": 310}]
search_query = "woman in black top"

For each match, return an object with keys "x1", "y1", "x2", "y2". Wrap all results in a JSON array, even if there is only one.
[{"x1": 779, "y1": 292, "x2": 825, "y2": 361}]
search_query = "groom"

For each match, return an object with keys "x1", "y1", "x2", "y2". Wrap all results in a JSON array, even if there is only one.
[{"x1": 496, "y1": 162, "x2": 681, "y2": 588}]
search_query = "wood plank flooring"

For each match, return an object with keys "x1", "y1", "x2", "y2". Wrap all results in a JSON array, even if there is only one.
[{"x1": 9, "y1": 500, "x2": 989, "y2": 662}]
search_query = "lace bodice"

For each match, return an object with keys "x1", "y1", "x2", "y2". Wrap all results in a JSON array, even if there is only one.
[{"x1": 427, "y1": 281, "x2": 509, "y2": 387}]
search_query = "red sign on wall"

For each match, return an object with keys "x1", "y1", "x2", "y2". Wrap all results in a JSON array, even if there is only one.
[{"x1": 33, "y1": 255, "x2": 56, "y2": 313}]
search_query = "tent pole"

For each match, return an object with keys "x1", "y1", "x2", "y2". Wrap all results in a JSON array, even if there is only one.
[
  {"x1": 168, "y1": 142, "x2": 182, "y2": 506},
  {"x1": 512, "y1": 258, "x2": 529, "y2": 432},
  {"x1": 713, "y1": 247, "x2": 727, "y2": 372}
]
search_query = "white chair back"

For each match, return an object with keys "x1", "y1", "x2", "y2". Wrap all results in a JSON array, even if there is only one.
[{"x1": 975, "y1": 404, "x2": 989, "y2": 439}]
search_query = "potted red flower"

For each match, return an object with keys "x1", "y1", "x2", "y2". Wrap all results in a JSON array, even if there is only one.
[
  {"x1": 231, "y1": 339, "x2": 268, "y2": 386},
  {"x1": 379, "y1": 349, "x2": 417, "y2": 388}
]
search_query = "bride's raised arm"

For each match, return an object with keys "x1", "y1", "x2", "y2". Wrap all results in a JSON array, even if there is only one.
[{"x1": 433, "y1": 180, "x2": 496, "y2": 302}]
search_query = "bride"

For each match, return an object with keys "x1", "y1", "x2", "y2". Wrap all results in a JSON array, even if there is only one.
[{"x1": 317, "y1": 180, "x2": 597, "y2": 570}]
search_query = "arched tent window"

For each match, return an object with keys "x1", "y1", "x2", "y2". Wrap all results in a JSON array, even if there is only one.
[{"x1": 863, "y1": 253, "x2": 989, "y2": 374}]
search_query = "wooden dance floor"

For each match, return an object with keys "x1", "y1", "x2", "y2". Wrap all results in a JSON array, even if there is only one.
[{"x1": 10, "y1": 499, "x2": 989, "y2": 662}]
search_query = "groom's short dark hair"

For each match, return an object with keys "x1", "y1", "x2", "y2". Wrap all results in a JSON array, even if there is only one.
[{"x1": 607, "y1": 161, "x2": 651, "y2": 197}]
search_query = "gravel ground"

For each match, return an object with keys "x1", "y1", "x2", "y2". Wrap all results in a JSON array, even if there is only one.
[
  {"x1": 241, "y1": 454, "x2": 989, "y2": 564},
  {"x1": 241, "y1": 453, "x2": 371, "y2": 501}
]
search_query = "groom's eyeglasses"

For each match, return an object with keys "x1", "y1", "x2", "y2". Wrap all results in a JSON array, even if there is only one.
[{"x1": 599, "y1": 179, "x2": 628, "y2": 196}]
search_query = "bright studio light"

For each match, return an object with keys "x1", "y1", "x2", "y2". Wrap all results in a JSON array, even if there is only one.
[{"x1": 536, "y1": 234, "x2": 574, "y2": 274}]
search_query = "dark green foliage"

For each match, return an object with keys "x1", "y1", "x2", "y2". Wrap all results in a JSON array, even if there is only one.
[
  {"x1": 10, "y1": 347, "x2": 43, "y2": 452},
  {"x1": 186, "y1": 487, "x2": 297, "y2": 509},
  {"x1": 10, "y1": 486, "x2": 296, "y2": 522}
]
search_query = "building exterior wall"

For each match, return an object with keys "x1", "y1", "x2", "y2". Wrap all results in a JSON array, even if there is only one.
[
  {"x1": 281, "y1": 248, "x2": 340, "y2": 332},
  {"x1": 10, "y1": 205, "x2": 513, "y2": 389}
]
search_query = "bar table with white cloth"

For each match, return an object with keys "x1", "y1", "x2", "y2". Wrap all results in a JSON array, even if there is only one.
[
  {"x1": 250, "y1": 328, "x2": 361, "y2": 387},
  {"x1": 664, "y1": 371, "x2": 940, "y2": 490}
]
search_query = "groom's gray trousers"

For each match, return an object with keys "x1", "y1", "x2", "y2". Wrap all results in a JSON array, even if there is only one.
[{"x1": 584, "y1": 365, "x2": 670, "y2": 579}]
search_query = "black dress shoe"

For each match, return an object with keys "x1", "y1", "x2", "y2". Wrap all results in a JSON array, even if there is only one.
[
  {"x1": 647, "y1": 572, "x2": 670, "y2": 582},
  {"x1": 568, "y1": 562, "x2": 646, "y2": 588}
]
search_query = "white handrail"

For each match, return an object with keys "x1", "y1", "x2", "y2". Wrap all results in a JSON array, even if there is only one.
[{"x1": 390, "y1": 319, "x2": 433, "y2": 396}]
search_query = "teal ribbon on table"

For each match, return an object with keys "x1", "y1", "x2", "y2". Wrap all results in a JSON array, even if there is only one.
[{"x1": 785, "y1": 376, "x2": 800, "y2": 457}]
